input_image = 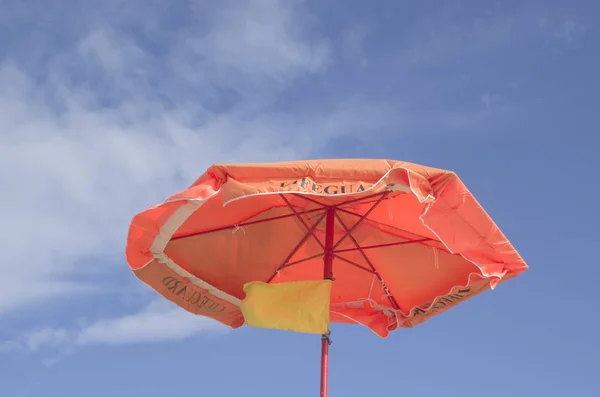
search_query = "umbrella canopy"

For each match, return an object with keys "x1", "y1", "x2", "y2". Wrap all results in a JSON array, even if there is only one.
[{"x1": 125, "y1": 159, "x2": 527, "y2": 396}]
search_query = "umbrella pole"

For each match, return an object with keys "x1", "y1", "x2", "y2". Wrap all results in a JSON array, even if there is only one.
[
  {"x1": 320, "y1": 207, "x2": 335, "y2": 397},
  {"x1": 320, "y1": 332, "x2": 331, "y2": 397}
]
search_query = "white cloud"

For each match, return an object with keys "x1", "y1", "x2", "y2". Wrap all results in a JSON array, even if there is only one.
[
  {"x1": 24, "y1": 328, "x2": 70, "y2": 352},
  {"x1": 184, "y1": 0, "x2": 331, "y2": 85},
  {"x1": 1, "y1": 300, "x2": 222, "y2": 358},
  {"x1": 76, "y1": 300, "x2": 225, "y2": 346},
  {"x1": 0, "y1": 0, "x2": 390, "y2": 324}
]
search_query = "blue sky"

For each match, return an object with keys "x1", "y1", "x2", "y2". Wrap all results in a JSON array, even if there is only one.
[{"x1": 1, "y1": 0, "x2": 598, "y2": 396}]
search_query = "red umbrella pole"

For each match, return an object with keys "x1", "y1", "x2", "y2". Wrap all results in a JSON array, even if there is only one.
[
  {"x1": 320, "y1": 332, "x2": 330, "y2": 397},
  {"x1": 320, "y1": 207, "x2": 335, "y2": 397}
]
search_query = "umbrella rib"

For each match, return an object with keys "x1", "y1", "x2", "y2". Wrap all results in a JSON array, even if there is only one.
[
  {"x1": 335, "y1": 207, "x2": 431, "y2": 240},
  {"x1": 266, "y1": 210, "x2": 328, "y2": 283},
  {"x1": 281, "y1": 253, "x2": 325, "y2": 270},
  {"x1": 334, "y1": 207, "x2": 450, "y2": 252},
  {"x1": 291, "y1": 193, "x2": 328, "y2": 208},
  {"x1": 332, "y1": 191, "x2": 388, "y2": 207},
  {"x1": 332, "y1": 254, "x2": 375, "y2": 274},
  {"x1": 171, "y1": 208, "x2": 324, "y2": 240},
  {"x1": 334, "y1": 238, "x2": 432, "y2": 253},
  {"x1": 280, "y1": 194, "x2": 325, "y2": 250},
  {"x1": 332, "y1": 192, "x2": 389, "y2": 250},
  {"x1": 334, "y1": 211, "x2": 401, "y2": 311}
]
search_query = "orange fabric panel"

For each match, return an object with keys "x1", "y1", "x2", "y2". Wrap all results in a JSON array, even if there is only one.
[
  {"x1": 165, "y1": 206, "x2": 309, "y2": 298},
  {"x1": 422, "y1": 174, "x2": 528, "y2": 279}
]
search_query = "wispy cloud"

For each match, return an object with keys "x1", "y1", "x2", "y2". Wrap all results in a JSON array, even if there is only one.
[
  {"x1": 1, "y1": 300, "x2": 224, "y2": 361},
  {"x1": 0, "y1": 0, "x2": 389, "y2": 322},
  {"x1": 76, "y1": 300, "x2": 225, "y2": 346},
  {"x1": 0, "y1": 328, "x2": 69, "y2": 354}
]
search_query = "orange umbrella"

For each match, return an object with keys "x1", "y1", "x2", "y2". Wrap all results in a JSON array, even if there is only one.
[{"x1": 126, "y1": 159, "x2": 527, "y2": 396}]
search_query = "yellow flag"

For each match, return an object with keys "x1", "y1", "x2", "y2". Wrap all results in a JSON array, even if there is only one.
[{"x1": 240, "y1": 280, "x2": 332, "y2": 334}]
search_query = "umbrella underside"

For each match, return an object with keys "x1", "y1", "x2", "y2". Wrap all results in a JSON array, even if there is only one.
[{"x1": 127, "y1": 160, "x2": 526, "y2": 338}]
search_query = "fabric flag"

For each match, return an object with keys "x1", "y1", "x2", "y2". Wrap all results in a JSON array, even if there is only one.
[{"x1": 241, "y1": 279, "x2": 332, "y2": 334}]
